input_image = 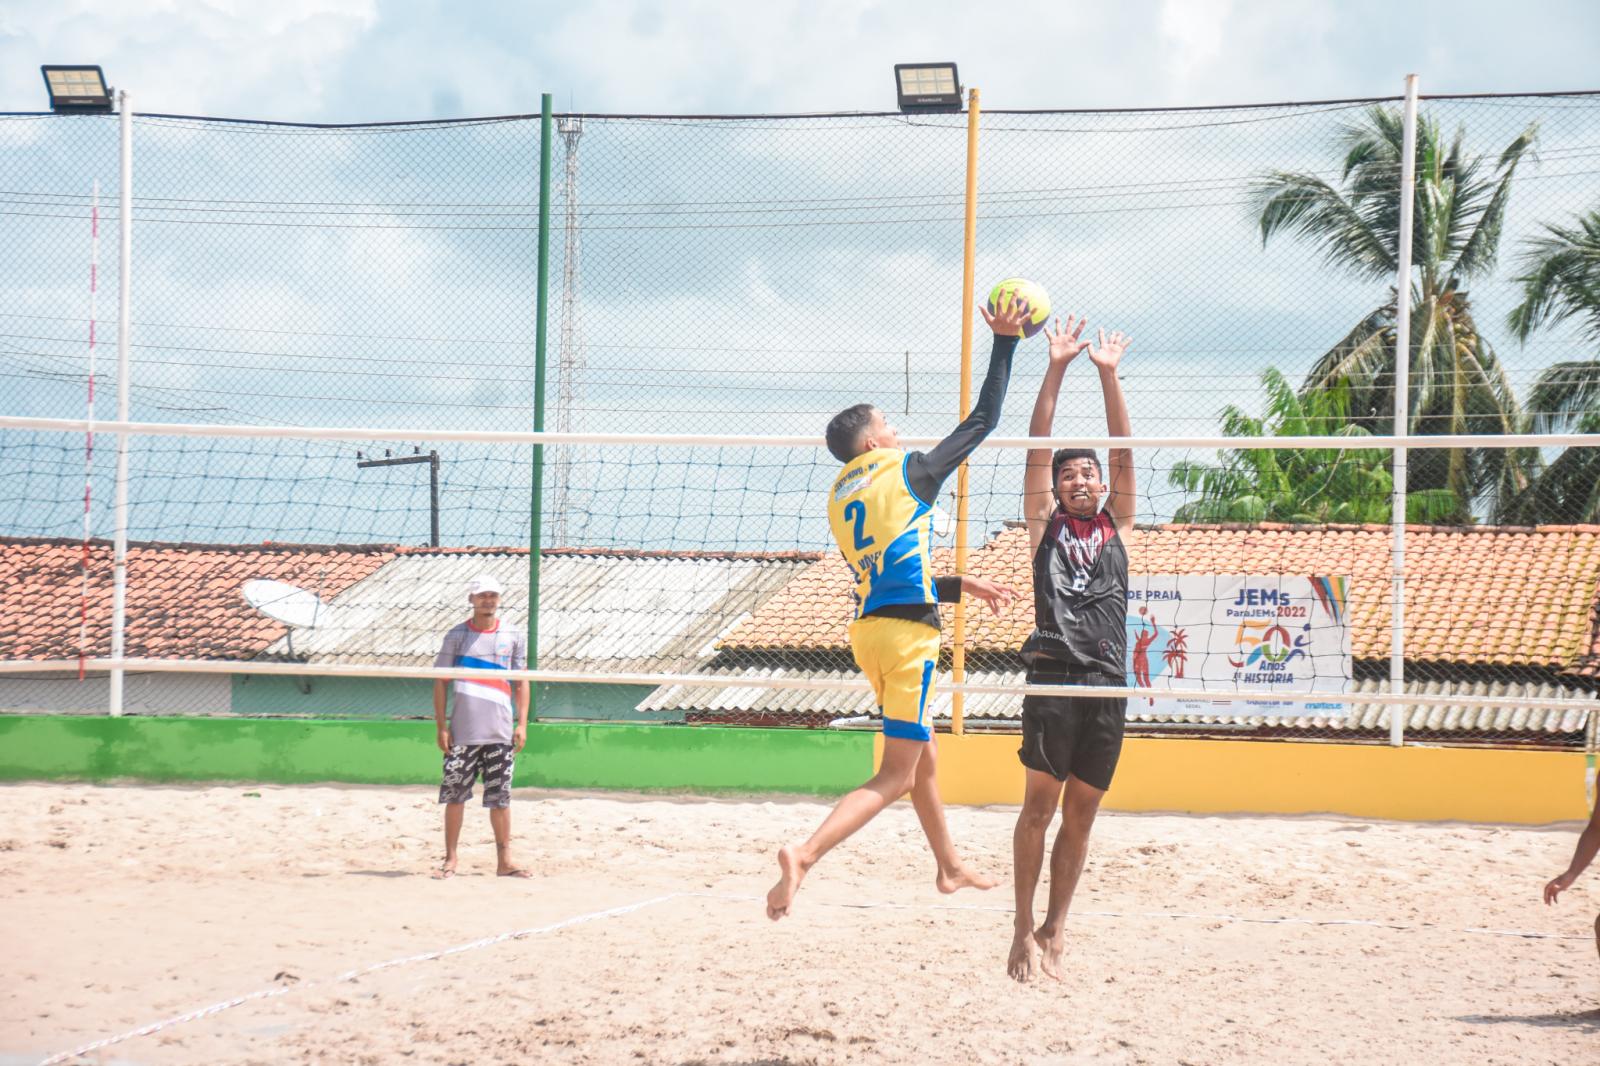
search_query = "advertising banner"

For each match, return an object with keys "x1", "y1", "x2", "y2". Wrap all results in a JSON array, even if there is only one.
[{"x1": 1124, "y1": 575, "x2": 1352, "y2": 718}]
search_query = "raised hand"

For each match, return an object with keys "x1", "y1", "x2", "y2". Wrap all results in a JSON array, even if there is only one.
[
  {"x1": 1043, "y1": 315, "x2": 1088, "y2": 367},
  {"x1": 980, "y1": 295, "x2": 1033, "y2": 338},
  {"x1": 1087, "y1": 327, "x2": 1131, "y2": 371}
]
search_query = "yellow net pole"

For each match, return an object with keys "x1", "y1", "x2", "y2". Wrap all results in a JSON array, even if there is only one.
[{"x1": 950, "y1": 86, "x2": 980, "y2": 737}]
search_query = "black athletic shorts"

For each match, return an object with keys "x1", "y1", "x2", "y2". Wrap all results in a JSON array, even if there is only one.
[
  {"x1": 438, "y1": 743, "x2": 515, "y2": 809},
  {"x1": 1017, "y1": 669, "x2": 1127, "y2": 792}
]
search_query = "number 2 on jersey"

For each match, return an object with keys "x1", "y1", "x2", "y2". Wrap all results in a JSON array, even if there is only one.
[{"x1": 843, "y1": 500, "x2": 874, "y2": 550}]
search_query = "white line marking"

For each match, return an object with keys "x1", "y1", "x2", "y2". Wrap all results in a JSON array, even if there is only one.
[
  {"x1": 38, "y1": 888, "x2": 1592, "y2": 1063},
  {"x1": 38, "y1": 893, "x2": 682, "y2": 1066}
]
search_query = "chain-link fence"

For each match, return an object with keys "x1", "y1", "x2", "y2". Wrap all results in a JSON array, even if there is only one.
[{"x1": 2, "y1": 91, "x2": 1598, "y2": 751}]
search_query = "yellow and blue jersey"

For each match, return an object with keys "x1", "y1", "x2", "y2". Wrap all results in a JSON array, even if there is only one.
[{"x1": 828, "y1": 447, "x2": 937, "y2": 619}]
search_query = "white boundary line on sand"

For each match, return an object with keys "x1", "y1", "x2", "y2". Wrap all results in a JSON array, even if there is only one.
[
  {"x1": 37, "y1": 890, "x2": 1592, "y2": 1063},
  {"x1": 37, "y1": 893, "x2": 681, "y2": 1066}
]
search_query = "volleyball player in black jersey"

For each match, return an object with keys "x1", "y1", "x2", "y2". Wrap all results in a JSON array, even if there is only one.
[{"x1": 1007, "y1": 316, "x2": 1135, "y2": 983}]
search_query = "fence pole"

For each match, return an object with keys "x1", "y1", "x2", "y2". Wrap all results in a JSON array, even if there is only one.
[
  {"x1": 1389, "y1": 74, "x2": 1419, "y2": 748},
  {"x1": 528, "y1": 94, "x2": 552, "y2": 721},
  {"x1": 110, "y1": 91, "x2": 133, "y2": 718},
  {"x1": 950, "y1": 86, "x2": 981, "y2": 738}
]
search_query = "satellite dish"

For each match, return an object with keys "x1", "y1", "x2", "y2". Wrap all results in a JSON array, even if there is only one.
[
  {"x1": 243, "y1": 579, "x2": 325, "y2": 629},
  {"x1": 242, "y1": 579, "x2": 326, "y2": 666},
  {"x1": 931, "y1": 506, "x2": 955, "y2": 538}
]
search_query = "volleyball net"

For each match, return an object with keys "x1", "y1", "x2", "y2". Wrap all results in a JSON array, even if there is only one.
[
  {"x1": 1, "y1": 416, "x2": 1598, "y2": 749},
  {"x1": 3, "y1": 90, "x2": 1600, "y2": 746}
]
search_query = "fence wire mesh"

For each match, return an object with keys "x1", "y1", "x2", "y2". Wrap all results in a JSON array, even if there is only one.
[{"x1": 2, "y1": 94, "x2": 1599, "y2": 749}]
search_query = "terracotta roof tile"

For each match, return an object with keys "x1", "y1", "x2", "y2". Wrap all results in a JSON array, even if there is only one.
[
  {"x1": 0, "y1": 538, "x2": 394, "y2": 662},
  {"x1": 720, "y1": 523, "x2": 1600, "y2": 672}
]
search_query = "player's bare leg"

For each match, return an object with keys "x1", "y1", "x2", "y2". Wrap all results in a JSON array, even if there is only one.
[
  {"x1": 766, "y1": 736, "x2": 924, "y2": 920},
  {"x1": 906, "y1": 737, "x2": 999, "y2": 895},
  {"x1": 1035, "y1": 776, "x2": 1105, "y2": 980},
  {"x1": 489, "y1": 807, "x2": 531, "y2": 878},
  {"x1": 433, "y1": 801, "x2": 464, "y2": 879},
  {"x1": 1009, "y1": 769, "x2": 1065, "y2": 981}
]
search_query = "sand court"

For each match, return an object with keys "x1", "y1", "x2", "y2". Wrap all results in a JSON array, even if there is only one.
[{"x1": 2, "y1": 781, "x2": 1597, "y2": 1064}]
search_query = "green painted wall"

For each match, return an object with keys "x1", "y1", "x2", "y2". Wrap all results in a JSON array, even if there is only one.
[
  {"x1": 0, "y1": 715, "x2": 871, "y2": 795},
  {"x1": 228, "y1": 676, "x2": 675, "y2": 723}
]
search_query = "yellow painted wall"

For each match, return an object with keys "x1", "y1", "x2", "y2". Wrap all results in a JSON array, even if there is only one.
[{"x1": 875, "y1": 734, "x2": 1593, "y2": 825}]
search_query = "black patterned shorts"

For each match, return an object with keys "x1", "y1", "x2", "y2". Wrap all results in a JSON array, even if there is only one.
[{"x1": 438, "y1": 744, "x2": 515, "y2": 809}]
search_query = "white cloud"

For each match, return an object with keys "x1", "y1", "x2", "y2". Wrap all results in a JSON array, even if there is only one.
[
  {"x1": 4, "y1": 0, "x2": 1598, "y2": 119},
  {"x1": 0, "y1": 0, "x2": 378, "y2": 117}
]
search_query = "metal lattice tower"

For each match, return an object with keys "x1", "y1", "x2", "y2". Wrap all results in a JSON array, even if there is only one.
[{"x1": 551, "y1": 116, "x2": 584, "y2": 545}]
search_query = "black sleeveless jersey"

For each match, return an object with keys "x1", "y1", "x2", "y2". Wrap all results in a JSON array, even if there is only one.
[{"x1": 1019, "y1": 509, "x2": 1129, "y2": 678}]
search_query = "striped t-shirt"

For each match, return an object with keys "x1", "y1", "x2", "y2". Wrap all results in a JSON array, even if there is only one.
[{"x1": 435, "y1": 619, "x2": 526, "y2": 745}]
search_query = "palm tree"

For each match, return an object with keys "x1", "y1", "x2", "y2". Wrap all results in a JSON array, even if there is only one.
[
  {"x1": 1169, "y1": 367, "x2": 1458, "y2": 524},
  {"x1": 1253, "y1": 106, "x2": 1539, "y2": 521},
  {"x1": 1161, "y1": 629, "x2": 1189, "y2": 678},
  {"x1": 1500, "y1": 210, "x2": 1600, "y2": 523}
]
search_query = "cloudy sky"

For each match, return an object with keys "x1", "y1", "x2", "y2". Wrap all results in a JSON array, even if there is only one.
[
  {"x1": 4, "y1": 0, "x2": 1599, "y2": 119},
  {"x1": 3, "y1": 2, "x2": 1599, "y2": 550}
]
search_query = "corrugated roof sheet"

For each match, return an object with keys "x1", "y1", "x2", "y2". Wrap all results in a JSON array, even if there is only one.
[
  {"x1": 262, "y1": 548, "x2": 817, "y2": 671},
  {"x1": 720, "y1": 523, "x2": 1600, "y2": 674},
  {"x1": 0, "y1": 537, "x2": 393, "y2": 662},
  {"x1": 638, "y1": 669, "x2": 1596, "y2": 736}
]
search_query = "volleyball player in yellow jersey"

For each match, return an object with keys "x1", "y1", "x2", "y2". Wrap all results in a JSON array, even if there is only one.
[{"x1": 766, "y1": 297, "x2": 1034, "y2": 920}]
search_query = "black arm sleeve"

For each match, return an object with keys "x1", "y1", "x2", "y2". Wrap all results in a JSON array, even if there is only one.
[
  {"x1": 906, "y1": 333, "x2": 1018, "y2": 503},
  {"x1": 934, "y1": 575, "x2": 962, "y2": 602}
]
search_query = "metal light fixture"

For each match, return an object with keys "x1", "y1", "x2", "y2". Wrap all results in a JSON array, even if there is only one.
[
  {"x1": 894, "y1": 63, "x2": 961, "y2": 112},
  {"x1": 41, "y1": 65, "x2": 113, "y2": 113}
]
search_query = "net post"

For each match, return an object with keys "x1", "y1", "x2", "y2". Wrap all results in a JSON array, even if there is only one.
[
  {"x1": 528, "y1": 93, "x2": 553, "y2": 722},
  {"x1": 1389, "y1": 74, "x2": 1419, "y2": 748},
  {"x1": 428, "y1": 450, "x2": 440, "y2": 548},
  {"x1": 110, "y1": 90, "x2": 133, "y2": 718},
  {"x1": 951, "y1": 86, "x2": 981, "y2": 738},
  {"x1": 79, "y1": 181, "x2": 100, "y2": 683}
]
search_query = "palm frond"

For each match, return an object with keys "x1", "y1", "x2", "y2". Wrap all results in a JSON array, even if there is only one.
[
  {"x1": 1527, "y1": 360, "x2": 1600, "y2": 430},
  {"x1": 1507, "y1": 212, "x2": 1600, "y2": 342},
  {"x1": 1453, "y1": 122, "x2": 1537, "y2": 280},
  {"x1": 1253, "y1": 172, "x2": 1395, "y2": 279}
]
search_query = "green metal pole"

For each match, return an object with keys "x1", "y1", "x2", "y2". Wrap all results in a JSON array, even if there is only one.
[{"x1": 529, "y1": 92, "x2": 552, "y2": 720}]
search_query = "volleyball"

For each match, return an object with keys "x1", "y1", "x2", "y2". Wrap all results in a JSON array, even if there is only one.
[{"x1": 986, "y1": 277, "x2": 1052, "y2": 338}]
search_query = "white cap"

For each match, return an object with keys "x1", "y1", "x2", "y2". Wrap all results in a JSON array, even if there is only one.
[{"x1": 467, "y1": 574, "x2": 504, "y2": 599}]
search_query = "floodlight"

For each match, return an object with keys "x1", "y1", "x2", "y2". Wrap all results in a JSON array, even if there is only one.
[
  {"x1": 894, "y1": 63, "x2": 961, "y2": 112},
  {"x1": 41, "y1": 65, "x2": 113, "y2": 113}
]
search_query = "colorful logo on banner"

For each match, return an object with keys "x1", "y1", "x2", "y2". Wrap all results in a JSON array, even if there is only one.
[
  {"x1": 1226, "y1": 619, "x2": 1312, "y2": 669},
  {"x1": 1309, "y1": 575, "x2": 1348, "y2": 626}
]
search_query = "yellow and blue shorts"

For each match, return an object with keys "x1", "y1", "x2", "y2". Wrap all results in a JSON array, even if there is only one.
[{"x1": 848, "y1": 615, "x2": 940, "y2": 742}]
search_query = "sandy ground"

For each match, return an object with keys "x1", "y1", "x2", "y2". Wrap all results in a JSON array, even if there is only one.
[{"x1": 1, "y1": 782, "x2": 1597, "y2": 1066}]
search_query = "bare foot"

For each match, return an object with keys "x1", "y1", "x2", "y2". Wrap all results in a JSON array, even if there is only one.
[
  {"x1": 1007, "y1": 927, "x2": 1037, "y2": 983},
  {"x1": 497, "y1": 865, "x2": 533, "y2": 878},
  {"x1": 431, "y1": 860, "x2": 457, "y2": 880},
  {"x1": 936, "y1": 863, "x2": 1000, "y2": 895},
  {"x1": 765, "y1": 845, "x2": 807, "y2": 921},
  {"x1": 1035, "y1": 925, "x2": 1066, "y2": 981}
]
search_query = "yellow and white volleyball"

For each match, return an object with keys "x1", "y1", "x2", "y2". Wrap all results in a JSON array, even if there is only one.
[{"x1": 985, "y1": 277, "x2": 1051, "y2": 338}]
